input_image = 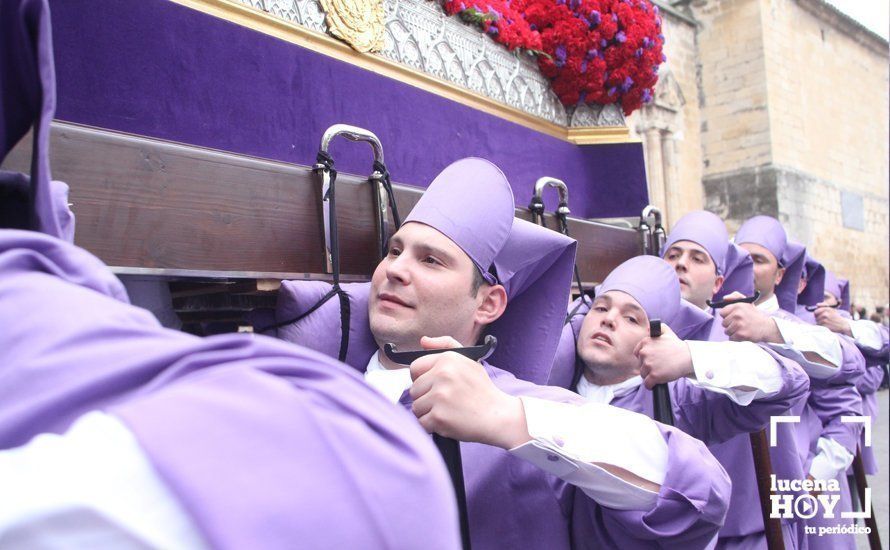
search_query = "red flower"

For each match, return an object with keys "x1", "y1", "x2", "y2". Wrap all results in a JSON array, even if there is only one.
[{"x1": 437, "y1": 0, "x2": 664, "y2": 115}]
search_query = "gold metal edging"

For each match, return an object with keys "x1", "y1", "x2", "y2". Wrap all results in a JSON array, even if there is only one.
[{"x1": 168, "y1": 0, "x2": 633, "y2": 144}]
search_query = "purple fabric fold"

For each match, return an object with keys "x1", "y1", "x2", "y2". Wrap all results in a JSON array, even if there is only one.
[
  {"x1": 0, "y1": 230, "x2": 461, "y2": 548},
  {"x1": 1, "y1": 0, "x2": 65, "y2": 239}
]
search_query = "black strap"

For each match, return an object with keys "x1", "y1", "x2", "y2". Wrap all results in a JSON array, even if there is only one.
[
  {"x1": 528, "y1": 197, "x2": 545, "y2": 226},
  {"x1": 649, "y1": 319, "x2": 675, "y2": 426},
  {"x1": 318, "y1": 150, "x2": 351, "y2": 360},
  {"x1": 555, "y1": 210, "x2": 588, "y2": 305},
  {"x1": 335, "y1": 285, "x2": 350, "y2": 362},
  {"x1": 371, "y1": 159, "x2": 402, "y2": 261},
  {"x1": 255, "y1": 287, "x2": 340, "y2": 335},
  {"x1": 317, "y1": 150, "x2": 341, "y2": 286},
  {"x1": 372, "y1": 159, "x2": 402, "y2": 228}
]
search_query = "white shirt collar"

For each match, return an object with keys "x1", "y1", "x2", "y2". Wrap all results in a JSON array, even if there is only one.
[
  {"x1": 364, "y1": 351, "x2": 413, "y2": 404},
  {"x1": 577, "y1": 374, "x2": 644, "y2": 404},
  {"x1": 756, "y1": 294, "x2": 780, "y2": 314}
]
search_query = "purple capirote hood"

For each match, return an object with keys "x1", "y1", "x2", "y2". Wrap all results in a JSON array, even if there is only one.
[
  {"x1": 1, "y1": 0, "x2": 69, "y2": 240},
  {"x1": 661, "y1": 210, "x2": 754, "y2": 301},
  {"x1": 272, "y1": 158, "x2": 578, "y2": 385}
]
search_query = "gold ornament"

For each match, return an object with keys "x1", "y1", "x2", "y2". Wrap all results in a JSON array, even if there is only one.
[{"x1": 319, "y1": 0, "x2": 385, "y2": 53}]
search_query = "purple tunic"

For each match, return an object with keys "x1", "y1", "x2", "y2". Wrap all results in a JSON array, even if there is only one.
[
  {"x1": 0, "y1": 231, "x2": 461, "y2": 549},
  {"x1": 853, "y1": 364, "x2": 884, "y2": 474},
  {"x1": 735, "y1": 219, "x2": 861, "y2": 549},
  {"x1": 799, "y1": 271, "x2": 886, "y2": 475},
  {"x1": 770, "y1": 307, "x2": 863, "y2": 550},
  {"x1": 274, "y1": 278, "x2": 732, "y2": 549},
  {"x1": 560, "y1": 316, "x2": 809, "y2": 549}
]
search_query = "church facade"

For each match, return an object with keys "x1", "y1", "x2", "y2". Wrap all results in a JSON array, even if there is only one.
[{"x1": 629, "y1": 0, "x2": 889, "y2": 309}]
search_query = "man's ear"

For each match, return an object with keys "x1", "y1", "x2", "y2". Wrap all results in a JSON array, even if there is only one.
[
  {"x1": 475, "y1": 284, "x2": 508, "y2": 325},
  {"x1": 774, "y1": 267, "x2": 785, "y2": 287},
  {"x1": 712, "y1": 275, "x2": 725, "y2": 296}
]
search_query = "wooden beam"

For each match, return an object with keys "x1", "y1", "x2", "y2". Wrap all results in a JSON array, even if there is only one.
[{"x1": 3, "y1": 122, "x2": 641, "y2": 285}]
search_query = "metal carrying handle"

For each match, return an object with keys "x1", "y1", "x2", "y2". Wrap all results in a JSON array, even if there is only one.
[
  {"x1": 638, "y1": 206, "x2": 653, "y2": 256},
  {"x1": 319, "y1": 124, "x2": 386, "y2": 163},
  {"x1": 805, "y1": 301, "x2": 839, "y2": 313},
  {"x1": 641, "y1": 205, "x2": 666, "y2": 255},
  {"x1": 314, "y1": 124, "x2": 396, "y2": 275},
  {"x1": 383, "y1": 335, "x2": 498, "y2": 366},
  {"x1": 707, "y1": 291, "x2": 762, "y2": 310},
  {"x1": 529, "y1": 177, "x2": 588, "y2": 306},
  {"x1": 529, "y1": 177, "x2": 570, "y2": 226}
]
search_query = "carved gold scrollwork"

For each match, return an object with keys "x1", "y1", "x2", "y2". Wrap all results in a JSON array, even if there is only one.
[{"x1": 319, "y1": 0, "x2": 385, "y2": 53}]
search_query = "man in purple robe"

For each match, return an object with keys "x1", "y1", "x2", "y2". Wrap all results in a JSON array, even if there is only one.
[
  {"x1": 0, "y1": 230, "x2": 465, "y2": 548},
  {"x1": 271, "y1": 157, "x2": 732, "y2": 549},
  {"x1": 730, "y1": 216, "x2": 865, "y2": 550},
  {"x1": 795, "y1": 254, "x2": 826, "y2": 325},
  {"x1": 815, "y1": 271, "x2": 887, "y2": 478},
  {"x1": 551, "y1": 210, "x2": 812, "y2": 549},
  {"x1": 656, "y1": 211, "x2": 856, "y2": 548},
  {"x1": 1, "y1": 1, "x2": 462, "y2": 547}
]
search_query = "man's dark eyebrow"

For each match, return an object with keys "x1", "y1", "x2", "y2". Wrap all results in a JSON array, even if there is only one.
[
  {"x1": 388, "y1": 235, "x2": 403, "y2": 248},
  {"x1": 620, "y1": 302, "x2": 646, "y2": 318},
  {"x1": 413, "y1": 243, "x2": 456, "y2": 264},
  {"x1": 593, "y1": 294, "x2": 612, "y2": 306}
]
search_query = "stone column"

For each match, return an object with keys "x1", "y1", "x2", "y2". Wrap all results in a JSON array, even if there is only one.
[
  {"x1": 644, "y1": 128, "x2": 666, "y2": 211},
  {"x1": 661, "y1": 132, "x2": 682, "y2": 228}
]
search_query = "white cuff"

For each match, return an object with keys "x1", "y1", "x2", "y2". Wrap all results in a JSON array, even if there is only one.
[
  {"x1": 808, "y1": 437, "x2": 855, "y2": 482},
  {"x1": 686, "y1": 341, "x2": 784, "y2": 405},
  {"x1": 773, "y1": 318, "x2": 843, "y2": 368},
  {"x1": 509, "y1": 397, "x2": 668, "y2": 511},
  {"x1": 850, "y1": 320, "x2": 884, "y2": 352}
]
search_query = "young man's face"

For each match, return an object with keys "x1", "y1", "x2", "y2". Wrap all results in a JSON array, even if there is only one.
[
  {"x1": 739, "y1": 243, "x2": 784, "y2": 303},
  {"x1": 798, "y1": 275, "x2": 808, "y2": 296},
  {"x1": 576, "y1": 291, "x2": 649, "y2": 384},
  {"x1": 369, "y1": 222, "x2": 502, "y2": 352},
  {"x1": 662, "y1": 240, "x2": 724, "y2": 309}
]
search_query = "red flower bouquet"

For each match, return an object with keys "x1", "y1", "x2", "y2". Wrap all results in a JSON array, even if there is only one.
[{"x1": 439, "y1": 0, "x2": 665, "y2": 116}]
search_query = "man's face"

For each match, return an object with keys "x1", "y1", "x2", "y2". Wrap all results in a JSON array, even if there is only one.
[
  {"x1": 662, "y1": 240, "x2": 724, "y2": 309},
  {"x1": 739, "y1": 243, "x2": 784, "y2": 302},
  {"x1": 822, "y1": 292, "x2": 840, "y2": 307},
  {"x1": 576, "y1": 291, "x2": 649, "y2": 383},
  {"x1": 369, "y1": 222, "x2": 493, "y2": 351}
]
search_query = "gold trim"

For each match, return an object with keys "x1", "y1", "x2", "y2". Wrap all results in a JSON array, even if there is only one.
[
  {"x1": 566, "y1": 126, "x2": 637, "y2": 145},
  {"x1": 167, "y1": 0, "x2": 635, "y2": 144}
]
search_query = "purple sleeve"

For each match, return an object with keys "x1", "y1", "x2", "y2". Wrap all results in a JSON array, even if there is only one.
[
  {"x1": 824, "y1": 334, "x2": 867, "y2": 384},
  {"x1": 855, "y1": 364, "x2": 886, "y2": 396},
  {"x1": 0, "y1": 233, "x2": 207, "y2": 448},
  {"x1": 858, "y1": 323, "x2": 889, "y2": 363},
  {"x1": 570, "y1": 425, "x2": 730, "y2": 548},
  {"x1": 670, "y1": 348, "x2": 810, "y2": 445},
  {"x1": 807, "y1": 379, "x2": 863, "y2": 454}
]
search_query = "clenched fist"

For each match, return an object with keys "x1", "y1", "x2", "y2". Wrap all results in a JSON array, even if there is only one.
[
  {"x1": 814, "y1": 306, "x2": 853, "y2": 337},
  {"x1": 633, "y1": 323, "x2": 694, "y2": 389},
  {"x1": 719, "y1": 292, "x2": 783, "y2": 343},
  {"x1": 408, "y1": 336, "x2": 530, "y2": 450}
]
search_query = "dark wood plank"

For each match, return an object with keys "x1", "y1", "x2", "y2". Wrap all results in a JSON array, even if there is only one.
[{"x1": 3, "y1": 122, "x2": 641, "y2": 285}]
